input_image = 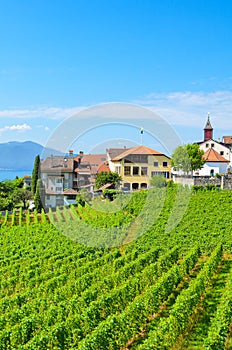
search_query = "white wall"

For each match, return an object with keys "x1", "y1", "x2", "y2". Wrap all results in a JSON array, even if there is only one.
[{"x1": 194, "y1": 162, "x2": 228, "y2": 176}]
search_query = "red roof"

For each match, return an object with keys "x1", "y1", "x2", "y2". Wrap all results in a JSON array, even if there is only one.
[
  {"x1": 97, "y1": 162, "x2": 110, "y2": 173},
  {"x1": 223, "y1": 136, "x2": 232, "y2": 145},
  {"x1": 111, "y1": 145, "x2": 167, "y2": 161},
  {"x1": 203, "y1": 148, "x2": 229, "y2": 162}
]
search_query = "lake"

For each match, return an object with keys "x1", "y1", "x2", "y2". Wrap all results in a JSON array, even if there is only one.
[{"x1": 0, "y1": 170, "x2": 32, "y2": 181}]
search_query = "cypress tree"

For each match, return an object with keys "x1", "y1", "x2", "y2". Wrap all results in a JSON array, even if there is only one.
[
  {"x1": 34, "y1": 179, "x2": 44, "y2": 213},
  {"x1": 32, "y1": 155, "x2": 40, "y2": 195}
]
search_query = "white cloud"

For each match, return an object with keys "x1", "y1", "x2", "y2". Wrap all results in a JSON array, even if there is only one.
[
  {"x1": 135, "y1": 91, "x2": 232, "y2": 130},
  {"x1": 0, "y1": 123, "x2": 31, "y2": 133},
  {"x1": 0, "y1": 106, "x2": 84, "y2": 120},
  {"x1": 0, "y1": 91, "x2": 232, "y2": 132}
]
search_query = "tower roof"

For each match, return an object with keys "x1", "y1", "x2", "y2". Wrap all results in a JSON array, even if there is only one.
[{"x1": 204, "y1": 115, "x2": 213, "y2": 130}]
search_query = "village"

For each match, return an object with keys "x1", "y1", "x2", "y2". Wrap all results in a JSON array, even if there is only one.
[{"x1": 39, "y1": 115, "x2": 232, "y2": 208}]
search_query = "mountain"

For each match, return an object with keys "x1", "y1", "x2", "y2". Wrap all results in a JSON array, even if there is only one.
[{"x1": 0, "y1": 141, "x2": 62, "y2": 171}]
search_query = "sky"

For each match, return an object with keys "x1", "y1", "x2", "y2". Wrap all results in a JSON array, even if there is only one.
[{"x1": 1, "y1": 0, "x2": 232, "y2": 154}]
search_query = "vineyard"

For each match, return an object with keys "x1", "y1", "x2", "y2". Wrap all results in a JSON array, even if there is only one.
[{"x1": 0, "y1": 186, "x2": 232, "y2": 349}]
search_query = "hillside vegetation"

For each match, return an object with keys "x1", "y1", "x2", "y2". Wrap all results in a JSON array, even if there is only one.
[{"x1": 0, "y1": 186, "x2": 232, "y2": 349}]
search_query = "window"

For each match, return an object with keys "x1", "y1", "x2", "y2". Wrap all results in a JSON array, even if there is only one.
[
  {"x1": 154, "y1": 161, "x2": 159, "y2": 167},
  {"x1": 132, "y1": 183, "x2": 139, "y2": 190},
  {"x1": 124, "y1": 155, "x2": 148, "y2": 163},
  {"x1": 141, "y1": 183, "x2": 147, "y2": 189},
  {"x1": 115, "y1": 166, "x2": 121, "y2": 174},
  {"x1": 55, "y1": 187, "x2": 62, "y2": 192},
  {"x1": 151, "y1": 171, "x2": 169, "y2": 179},
  {"x1": 151, "y1": 171, "x2": 162, "y2": 177},
  {"x1": 124, "y1": 166, "x2": 131, "y2": 176},
  {"x1": 123, "y1": 182, "x2": 130, "y2": 190},
  {"x1": 163, "y1": 161, "x2": 168, "y2": 167},
  {"x1": 56, "y1": 178, "x2": 63, "y2": 183},
  {"x1": 141, "y1": 167, "x2": 148, "y2": 175},
  {"x1": 220, "y1": 151, "x2": 224, "y2": 155},
  {"x1": 206, "y1": 143, "x2": 209, "y2": 148},
  {"x1": 211, "y1": 143, "x2": 215, "y2": 148},
  {"x1": 133, "y1": 166, "x2": 139, "y2": 175},
  {"x1": 46, "y1": 195, "x2": 50, "y2": 200}
]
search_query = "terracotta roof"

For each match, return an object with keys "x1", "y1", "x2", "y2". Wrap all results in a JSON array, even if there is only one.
[
  {"x1": 97, "y1": 162, "x2": 110, "y2": 173},
  {"x1": 41, "y1": 156, "x2": 74, "y2": 172},
  {"x1": 111, "y1": 145, "x2": 167, "y2": 161},
  {"x1": 223, "y1": 136, "x2": 232, "y2": 145},
  {"x1": 203, "y1": 148, "x2": 230, "y2": 162}
]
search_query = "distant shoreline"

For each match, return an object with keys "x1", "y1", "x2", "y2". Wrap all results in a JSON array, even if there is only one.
[{"x1": 0, "y1": 169, "x2": 32, "y2": 181}]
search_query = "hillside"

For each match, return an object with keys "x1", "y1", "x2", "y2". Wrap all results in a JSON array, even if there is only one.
[
  {"x1": 0, "y1": 141, "x2": 61, "y2": 171},
  {"x1": 0, "y1": 188, "x2": 232, "y2": 349}
]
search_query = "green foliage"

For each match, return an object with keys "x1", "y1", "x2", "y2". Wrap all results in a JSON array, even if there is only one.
[
  {"x1": 150, "y1": 174, "x2": 167, "y2": 188},
  {"x1": 34, "y1": 179, "x2": 44, "y2": 213},
  {"x1": 172, "y1": 143, "x2": 205, "y2": 172},
  {"x1": 0, "y1": 177, "x2": 26, "y2": 210},
  {"x1": 32, "y1": 155, "x2": 40, "y2": 196},
  {"x1": 95, "y1": 171, "x2": 121, "y2": 190},
  {"x1": 1, "y1": 189, "x2": 232, "y2": 348}
]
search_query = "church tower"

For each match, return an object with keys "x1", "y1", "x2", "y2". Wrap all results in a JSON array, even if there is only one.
[{"x1": 204, "y1": 113, "x2": 213, "y2": 141}]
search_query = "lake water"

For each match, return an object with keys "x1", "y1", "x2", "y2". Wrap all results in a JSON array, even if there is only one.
[{"x1": 0, "y1": 170, "x2": 32, "y2": 181}]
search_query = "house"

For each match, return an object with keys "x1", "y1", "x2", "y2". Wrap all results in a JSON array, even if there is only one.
[
  {"x1": 40, "y1": 151, "x2": 76, "y2": 208},
  {"x1": 23, "y1": 175, "x2": 32, "y2": 188},
  {"x1": 194, "y1": 116, "x2": 231, "y2": 176},
  {"x1": 74, "y1": 152, "x2": 109, "y2": 190},
  {"x1": 193, "y1": 148, "x2": 230, "y2": 176},
  {"x1": 107, "y1": 145, "x2": 171, "y2": 191}
]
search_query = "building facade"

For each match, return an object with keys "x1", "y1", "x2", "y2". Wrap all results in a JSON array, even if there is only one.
[{"x1": 107, "y1": 145, "x2": 171, "y2": 190}]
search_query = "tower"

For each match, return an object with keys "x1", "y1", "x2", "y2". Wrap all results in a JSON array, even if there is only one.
[{"x1": 204, "y1": 113, "x2": 213, "y2": 141}]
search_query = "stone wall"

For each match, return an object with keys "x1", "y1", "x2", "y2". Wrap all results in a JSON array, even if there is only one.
[
  {"x1": 173, "y1": 174, "x2": 232, "y2": 190},
  {"x1": 193, "y1": 175, "x2": 232, "y2": 189}
]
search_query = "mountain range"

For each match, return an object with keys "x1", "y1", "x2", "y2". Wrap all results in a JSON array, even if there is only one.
[{"x1": 0, "y1": 141, "x2": 62, "y2": 171}]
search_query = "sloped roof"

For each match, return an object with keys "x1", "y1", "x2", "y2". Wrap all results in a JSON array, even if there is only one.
[
  {"x1": 107, "y1": 148, "x2": 128, "y2": 159},
  {"x1": 96, "y1": 183, "x2": 113, "y2": 191},
  {"x1": 97, "y1": 162, "x2": 110, "y2": 173},
  {"x1": 45, "y1": 189, "x2": 78, "y2": 195},
  {"x1": 203, "y1": 148, "x2": 230, "y2": 162},
  {"x1": 223, "y1": 136, "x2": 232, "y2": 145},
  {"x1": 204, "y1": 116, "x2": 213, "y2": 130},
  {"x1": 111, "y1": 145, "x2": 167, "y2": 161},
  {"x1": 74, "y1": 154, "x2": 107, "y2": 175},
  {"x1": 41, "y1": 156, "x2": 74, "y2": 172},
  {"x1": 63, "y1": 189, "x2": 78, "y2": 195}
]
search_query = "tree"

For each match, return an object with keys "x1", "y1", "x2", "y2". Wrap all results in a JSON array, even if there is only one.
[
  {"x1": 95, "y1": 171, "x2": 122, "y2": 190},
  {"x1": 34, "y1": 179, "x2": 44, "y2": 213},
  {"x1": 0, "y1": 177, "x2": 25, "y2": 210},
  {"x1": 150, "y1": 175, "x2": 167, "y2": 188},
  {"x1": 13, "y1": 188, "x2": 32, "y2": 209},
  {"x1": 32, "y1": 155, "x2": 40, "y2": 195},
  {"x1": 172, "y1": 144, "x2": 205, "y2": 173}
]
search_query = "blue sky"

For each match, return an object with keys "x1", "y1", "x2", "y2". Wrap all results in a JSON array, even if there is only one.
[{"x1": 1, "y1": 0, "x2": 232, "y2": 153}]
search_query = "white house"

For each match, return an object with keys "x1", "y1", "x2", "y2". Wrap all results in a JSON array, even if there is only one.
[
  {"x1": 193, "y1": 148, "x2": 230, "y2": 176},
  {"x1": 194, "y1": 115, "x2": 231, "y2": 176}
]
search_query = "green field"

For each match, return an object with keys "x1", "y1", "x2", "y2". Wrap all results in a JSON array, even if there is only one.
[{"x1": 0, "y1": 186, "x2": 232, "y2": 349}]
